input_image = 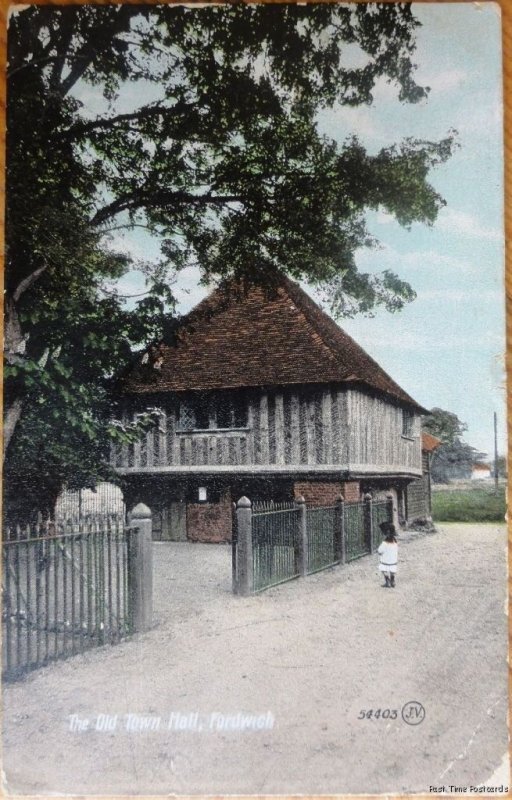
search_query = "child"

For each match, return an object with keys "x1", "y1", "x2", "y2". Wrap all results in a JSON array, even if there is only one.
[{"x1": 377, "y1": 521, "x2": 398, "y2": 588}]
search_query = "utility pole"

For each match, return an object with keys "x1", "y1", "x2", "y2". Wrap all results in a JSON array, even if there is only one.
[{"x1": 494, "y1": 412, "x2": 499, "y2": 494}]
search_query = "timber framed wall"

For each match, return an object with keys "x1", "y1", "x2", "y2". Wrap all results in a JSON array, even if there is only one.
[{"x1": 112, "y1": 384, "x2": 422, "y2": 478}]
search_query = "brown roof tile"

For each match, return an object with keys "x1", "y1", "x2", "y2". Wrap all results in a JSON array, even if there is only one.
[
  {"x1": 122, "y1": 277, "x2": 426, "y2": 411},
  {"x1": 421, "y1": 432, "x2": 442, "y2": 452}
]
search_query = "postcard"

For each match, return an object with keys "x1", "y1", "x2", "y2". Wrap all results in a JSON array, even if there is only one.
[{"x1": 2, "y1": 1, "x2": 508, "y2": 795}]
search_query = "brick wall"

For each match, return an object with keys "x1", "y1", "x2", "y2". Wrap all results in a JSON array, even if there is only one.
[
  {"x1": 293, "y1": 481, "x2": 340, "y2": 507},
  {"x1": 342, "y1": 481, "x2": 361, "y2": 503},
  {"x1": 186, "y1": 488, "x2": 232, "y2": 543}
]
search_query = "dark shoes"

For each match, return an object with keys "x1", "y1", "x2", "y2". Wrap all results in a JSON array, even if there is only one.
[{"x1": 383, "y1": 575, "x2": 396, "y2": 588}]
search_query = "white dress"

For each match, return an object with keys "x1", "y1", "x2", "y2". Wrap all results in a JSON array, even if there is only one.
[{"x1": 377, "y1": 541, "x2": 398, "y2": 573}]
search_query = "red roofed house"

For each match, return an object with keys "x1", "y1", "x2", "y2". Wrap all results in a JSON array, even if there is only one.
[
  {"x1": 471, "y1": 462, "x2": 491, "y2": 480},
  {"x1": 112, "y1": 277, "x2": 428, "y2": 542}
]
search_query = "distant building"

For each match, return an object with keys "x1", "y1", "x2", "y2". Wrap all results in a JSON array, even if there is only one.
[
  {"x1": 112, "y1": 277, "x2": 428, "y2": 541},
  {"x1": 471, "y1": 462, "x2": 491, "y2": 480}
]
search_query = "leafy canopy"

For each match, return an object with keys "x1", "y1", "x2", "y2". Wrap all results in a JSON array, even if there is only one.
[
  {"x1": 8, "y1": 3, "x2": 456, "y2": 319},
  {"x1": 422, "y1": 407, "x2": 468, "y2": 447},
  {"x1": 5, "y1": 4, "x2": 457, "y2": 508}
]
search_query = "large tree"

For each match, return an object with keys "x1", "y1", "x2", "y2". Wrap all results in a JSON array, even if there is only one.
[
  {"x1": 422, "y1": 408, "x2": 485, "y2": 484},
  {"x1": 422, "y1": 407, "x2": 468, "y2": 446},
  {"x1": 5, "y1": 4, "x2": 456, "y2": 502}
]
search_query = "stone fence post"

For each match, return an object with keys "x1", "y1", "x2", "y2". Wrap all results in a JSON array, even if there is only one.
[
  {"x1": 295, "y1": 495, "x2": 308, "y2": 577},
  {"x1": 231, "y1": 501, "x2": 239, "y2": 595},
  {"x1": 335, "y1": 496, "x2": 346, "y2": 565},
  {"x1": 364, "y1": 493, "x2": 374, "y2": 554},
  {"x1": 127, "y1": 503, "x2": 153, "y2": 633},
  {"x1": 236, "y1": 497, "x2": 253, "y2": 596}
]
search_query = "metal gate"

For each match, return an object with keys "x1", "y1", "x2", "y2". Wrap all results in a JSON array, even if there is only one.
[
  {"x1": 251, "y1": 502, "x2": 300, "y2": 592},
  {"x1": 2, "y1": 518, "x2": 133, "y2": 682}
]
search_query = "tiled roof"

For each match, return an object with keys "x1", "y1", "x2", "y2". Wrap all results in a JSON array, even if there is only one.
[
  {"x1": 122, "y1": 277, "x2": 426, "y2": 411},
  {"x1": 421, "y1": 432, "x2": 442, "y2": 452}
]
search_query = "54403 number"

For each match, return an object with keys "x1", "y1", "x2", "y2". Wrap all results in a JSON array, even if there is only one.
[{"x1": 358, "y1": 709, "x2": 397, "y2": 720}]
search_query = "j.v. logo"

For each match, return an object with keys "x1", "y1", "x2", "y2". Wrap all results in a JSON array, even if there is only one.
[{"x1": 401, "y1": 701, "x2": 425, "y2": 725}]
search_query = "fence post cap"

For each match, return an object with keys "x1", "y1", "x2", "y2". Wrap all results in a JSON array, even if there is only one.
[
  {"x1": 386, "y1": 493, "x2": 394, "y2": 499},
  {"x1": 364, "y1": 493, "x2": 373, "y2": 501},
  {"x1": 130, "y1": 502, "x2": 152, "y2": 519},
  {"x1": 237, "y1": 496, "x2": 251, "y2": 509},
  {"x1": 295, "y1": 495, "x2": 306, "y2": 504},
  {"x1": 336, "y1": 495, "x2": 344, "y2": 503}
]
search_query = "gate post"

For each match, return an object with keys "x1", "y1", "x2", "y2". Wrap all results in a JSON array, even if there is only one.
[
  {"x1": 127, "y1": 503, "x2": 153, "y2": 632},
  {"x1": 295, "y1": 495, "x2": 308, "y2": 577},
  {"x1": 236, "y1": 497, "x2": 253, "y2": 596},
  {"x1": 231, "y1": 502, "x2": 239, "y2": 595},
  {"x1": 335, "y1": 496, "x2": 346, "y2": 565},
  {"x1": 364, "y1": 493, "x2": 374, "y2": 554}
]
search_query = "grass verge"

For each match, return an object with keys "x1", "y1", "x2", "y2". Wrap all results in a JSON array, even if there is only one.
[{"x1": 432, "y1": 486, "x2": 506, "y2": 523}]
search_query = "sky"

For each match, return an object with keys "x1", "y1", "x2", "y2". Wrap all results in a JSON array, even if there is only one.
[{"x1": 84, "y1": 2, "x2": 506, "y2": 458}]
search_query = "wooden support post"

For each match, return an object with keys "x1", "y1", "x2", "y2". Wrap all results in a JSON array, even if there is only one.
[
  {"x1": 236, "y1": 497, "x2": 253, "y2": 596},
  {"x1": 127, "y1": 503, "x2": 153, "y2": 633},
  {"x1": 336, "y1": 496, "x2": 346, "y2": 565},
  {"x1": 295, "y1": 495, "x2": 308, "y2": 577},
  {"x1": 386, "y1": 494, "x2": 394, "y2": 527},
  {"x1": 364, "y1": 493, "x2": 374, "y2": 554}
]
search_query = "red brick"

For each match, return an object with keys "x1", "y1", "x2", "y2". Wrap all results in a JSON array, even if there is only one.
[
  {"x1": 342, "y1": 481, "x2": 361, "y2": 503},
  {"x1": 293, "y1": 481, "x2": 343, "y2": 507},
  {"x1": 186, "y1": 489, "x2": 232, "y2": 543}
]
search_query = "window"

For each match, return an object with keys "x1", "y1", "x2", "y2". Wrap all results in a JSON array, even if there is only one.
[
  {"x1": 402, "y1": 408, "x2": 415, "y2": 438},
  {"x1": 177, "y1": 394, "x2": 247, "y2": 431}
]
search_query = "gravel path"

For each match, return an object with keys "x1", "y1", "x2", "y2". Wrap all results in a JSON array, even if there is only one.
[{"x1": 3, "y1": 523, "x2": 508, "y2": 795}]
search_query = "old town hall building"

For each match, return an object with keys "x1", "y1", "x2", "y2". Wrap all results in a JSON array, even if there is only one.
[{"x1": 112, "y1": 277, "x2": 428, "y2": 541}]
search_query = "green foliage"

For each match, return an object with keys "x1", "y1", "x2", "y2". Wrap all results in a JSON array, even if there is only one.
[
  {"x1": 8, "y1": 4, "x2": 457, "y2": 316},
  {"x1": 430, "y1": 440, "x2": 484, "y2": 484},
  {"x1": 431, "y1": 487, "x2": 506, "y2": 523},
  {"x1": 493, "y1": 456, "x2": 507, "y2": 478},
  {"x1": 5, "y1": 4, "x2": 458, "y2": 507},
  {"x1": 422, "y1": 407, "x2": 468, "y2": 446},
  {"x1": 422, "y1": 408, "x2": 486, "y2": 484}
]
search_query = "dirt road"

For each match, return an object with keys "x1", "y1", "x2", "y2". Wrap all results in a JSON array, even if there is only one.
[{"x1": 3, "y1": 523, "x2": 508, "y2": 795}]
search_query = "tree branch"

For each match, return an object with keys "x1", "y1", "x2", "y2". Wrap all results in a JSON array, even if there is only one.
[
  {"x1": 48, "y1": 13, "x2": 75, "y2": 94},
  {"x1": 59, "y1": 102, "x2": 191, "y2": 142},
  {"x1": 91, "y1": 190, "x2": 246, "y2": 226},
  {"x1": 13, "y1": 264, "x2": 48, "y2": 302},
  {"x1": 58, "y1": 6, "x2": 136, "y2": 98}
]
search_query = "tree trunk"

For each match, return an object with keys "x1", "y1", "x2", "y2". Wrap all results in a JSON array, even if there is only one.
[
  {"x1": 3, "y1": 396, "x2": 23, "y2": 459},
  {"x1": 3, "y1": 295, "x2": 26, "y2": 457}
]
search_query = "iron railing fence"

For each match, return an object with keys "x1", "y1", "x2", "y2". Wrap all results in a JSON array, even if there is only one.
[
  {"x1": 233, "y1": 496, "x2": 393, "y2": 595},
  {"x1": 345, "y1": 502, "x2": 368, "y2": 561},
  {"x1": 251, "y1": 501, "x2": 300, "y2": 592},
  {"x1": 371, "y1": 501, "x2": 391, "y2": 552},
  {"x1": 306, "y1": 505, "x2": 339, "y2": 574},
  {"x1": 2, "y1": 518, "x2": 132, "y2": 682}
]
